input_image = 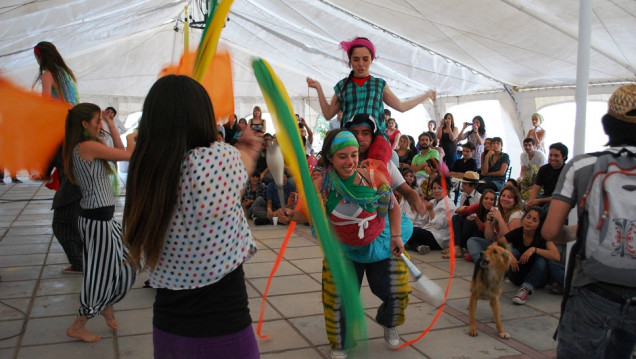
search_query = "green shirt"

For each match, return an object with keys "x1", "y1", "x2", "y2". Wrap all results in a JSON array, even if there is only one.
[{"x1": 411, "y1": 149, "x2": 440, "y2": 176}]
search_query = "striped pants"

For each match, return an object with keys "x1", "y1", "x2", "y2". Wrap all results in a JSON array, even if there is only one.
[
  {"x1": 77, "y1": 216, "x2": 136, "y2": 318},
  {"x1": 322, "y1": 255, "x2": 411, "y2": 349}
]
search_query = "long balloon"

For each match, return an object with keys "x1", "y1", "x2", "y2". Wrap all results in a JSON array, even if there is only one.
[{"x1": 252, "y1": 58, "x2": 367, "y2": 350}]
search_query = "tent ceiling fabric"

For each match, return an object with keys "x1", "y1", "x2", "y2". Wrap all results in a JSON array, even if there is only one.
[{"x1": 1, "y1": 0, "x2": 634, "y2": 116}]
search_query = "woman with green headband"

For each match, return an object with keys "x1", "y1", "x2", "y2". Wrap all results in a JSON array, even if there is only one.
[
  {"x1": 292, "y1": 129, "x2": 412, "y2": 358},
  {"x1": 526, "y1": 113, "x2": 546, "y2": 153}
]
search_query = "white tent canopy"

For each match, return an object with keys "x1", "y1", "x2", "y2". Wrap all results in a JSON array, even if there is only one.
[{"x1": 1, "y1": 0, "x2": 634, "y2": 132}]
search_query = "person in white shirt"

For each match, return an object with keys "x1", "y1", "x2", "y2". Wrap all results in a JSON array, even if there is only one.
[
  {"x1": 405, "y1": 176, "x2": 456, "y2": 254},
  {"x1": 329, "y1": 109, "x2": 343, "y2": 131},
  {"x1": 518, "y1": 137, "x2": 546, "y2": 180}
]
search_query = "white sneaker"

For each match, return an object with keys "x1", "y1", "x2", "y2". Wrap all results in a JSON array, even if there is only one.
[
  {"x1": 416, "y1": 245, "x2": 430, "y2": 255},
  {"x1": 383, "y1": 326, "x2": 400, "y2": 349},
  {"x1": 329, "y1": 348, "x2": 347, "y2": 359}
]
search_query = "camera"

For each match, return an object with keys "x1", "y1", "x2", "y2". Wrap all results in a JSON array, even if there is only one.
[{"x1": 464, "y1": 122, "x2": 472, "y2": 127}]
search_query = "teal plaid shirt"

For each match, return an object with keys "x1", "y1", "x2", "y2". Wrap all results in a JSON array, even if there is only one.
[{"x1": 335, "y1": 76, "x2": 386, "y2": 134}]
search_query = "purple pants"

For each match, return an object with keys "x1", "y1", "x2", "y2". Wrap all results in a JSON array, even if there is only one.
[{"x1": 153, "y1": 325, "x2": 260, "y2": 359}]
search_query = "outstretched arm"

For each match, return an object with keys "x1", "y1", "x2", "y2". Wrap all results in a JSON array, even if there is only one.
[
  {"x1": 383, "y1": 85, "x2": 436, "y2": 113},
  {"x1": 307, "y1": 77, "x2": 341, "y2": 120}
]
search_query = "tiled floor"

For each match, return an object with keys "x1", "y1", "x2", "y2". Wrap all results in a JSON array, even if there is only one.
[{"x1": 0, "y1": 180, "x2": 562, "y2": 358}]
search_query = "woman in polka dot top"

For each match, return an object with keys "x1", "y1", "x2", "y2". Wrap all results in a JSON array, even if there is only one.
[{"x1": 124, "y1": 75, "x2": 262, "y2": 358}]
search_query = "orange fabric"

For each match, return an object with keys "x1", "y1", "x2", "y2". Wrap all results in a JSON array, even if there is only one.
[
  {"x1": 159, "y1": 50, "x2": 234, "y2": 125},
  {"x1": 257, "y1": 221, "x2": 296, "y2": 339},
  {"x1": 397, "y1": 172, "x2": 455, "y2": 349},
  {"x1": 0, "y1": 77, "x2": 71, "y2": 176}
]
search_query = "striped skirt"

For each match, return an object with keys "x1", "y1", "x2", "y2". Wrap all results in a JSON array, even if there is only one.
[{"x1": 77, "y1": 215, "x2": 137, "y2": 318}]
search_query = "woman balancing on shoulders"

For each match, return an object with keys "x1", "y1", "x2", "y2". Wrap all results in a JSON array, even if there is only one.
[{"x1": 306, "y1": 37, "x2": 436, "y2": 136}]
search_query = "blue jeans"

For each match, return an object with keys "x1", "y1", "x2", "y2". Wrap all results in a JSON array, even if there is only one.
[
  {"x1": 549, "y1": 261, "x2": 565, "y2": 288},
  {"x1": 466, "y1": 236, "x2": 491, "y2": 263},
  {"x1": 507, "y1": 248, "x2": 549, "y2": 292},
  {"x1": 557, "y1": 286, "x2": 636, "y2": 359}
]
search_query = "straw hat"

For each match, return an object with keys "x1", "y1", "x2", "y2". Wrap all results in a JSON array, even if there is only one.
[
  {"x1": 608, "y1": 84, "x2": 636, "y2": 123},
  {"x1": 460, "y1": 171, "x2": 484, "y2": 183}
]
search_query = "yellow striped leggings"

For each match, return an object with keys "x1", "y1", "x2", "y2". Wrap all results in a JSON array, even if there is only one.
[{"x1": 322, "y1": 255, "x2": 411, "y2": 349}]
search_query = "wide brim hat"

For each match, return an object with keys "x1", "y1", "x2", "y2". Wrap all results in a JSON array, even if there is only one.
[
  {"x1": 459, "y1": 171, "x2": 484, "y2": 183},
  {"x1": 608, "y1": 83, "x2": 636, "y2": 123}
]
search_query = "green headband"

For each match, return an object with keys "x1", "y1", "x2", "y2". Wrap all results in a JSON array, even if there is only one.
[{"x1": 329, "y1": 131, "x2": 359, "y2": 156}]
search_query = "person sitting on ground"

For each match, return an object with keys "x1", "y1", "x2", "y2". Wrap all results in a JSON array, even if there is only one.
[
  {"x1": 518, "y1": 137, "x2": 547, "y2": 181},
  {"x1": 395, "y1": 134, "x2": 415, "y2": 170},
  {"x1": 405, "y1": 176, "x2": 456, "y2": 255},
  {"x1": 252, "y1": 171, "x2": 297, "y2": 225},
  {"x1": 428, "y1": 130, "x2": 445, "y2": 161},
  {"x1": 480, "y1": 137, "x2": 492, "y2": 172},
  {"x1": 518, "y1": 137, "x2": 547, "y2": 200},
  {"x1": 479, "y1": 136, "x2": 510, "y2": 192},
  {"x1": 466, "y1": 185, "x2": 523, "y2": 262},
  {"x1": 410, "y1": 131, "x2": 440, "y2": 183},
  {"x1": 230, "y1": 118, "x2": 248, "y2": 145},
  {"x1": 525, "y1": 142, "x2": 568, "y2": 211},
  {"x1": 256, "y1": 132, "x2": 274, "y2": 185},
  {"x1": 502, "y1": 206, "x2": 560, "y2": 305},
  {"x1": 450, "y1": 188, "x2": 496, "y2": 261},
  {"x1": 449, "y1": 141, "x2": 478, "y2": 178},
  {"x1": 505, "y1": 178, "x2": 521, "y2": 193},
  {"x1": 444, "y1": 172, "x2": 484, "y2": 258},
  {"x1": 242, "y1": 170, "x2": 267, "y2": 219},
  {"x1": 419, "y1": 158, "x2": 440, "y2": 200}
]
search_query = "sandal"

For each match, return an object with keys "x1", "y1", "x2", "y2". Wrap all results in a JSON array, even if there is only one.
[
  {"x1": 441, "y1": 248, "x2": 450, "y2": 255},
  {"x1": 441, "y1": 252, "x2": 463, "y2": 259}
]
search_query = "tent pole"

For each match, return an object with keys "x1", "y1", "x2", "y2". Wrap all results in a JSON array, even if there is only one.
[{"x1": 574, "y1": 0, "x2": 593, "y2": 156}]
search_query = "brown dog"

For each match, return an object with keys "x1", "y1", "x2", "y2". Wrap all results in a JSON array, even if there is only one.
[{"x1": 468, "y1": 244, "x2": 512, "y2": 339}]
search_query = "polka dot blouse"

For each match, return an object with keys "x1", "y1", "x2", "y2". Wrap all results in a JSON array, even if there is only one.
[{"x1": 149, "y1": 142, "x2": 257, "y2": 289}]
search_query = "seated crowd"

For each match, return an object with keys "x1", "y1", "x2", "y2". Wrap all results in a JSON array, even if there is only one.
[{"x1": 236, "y1": 108, "x2": 568, "y2": 304}]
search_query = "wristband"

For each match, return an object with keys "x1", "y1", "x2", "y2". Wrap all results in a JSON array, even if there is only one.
[{"x1": 391, "y1": 234, "x2": 401, "y2": 238}]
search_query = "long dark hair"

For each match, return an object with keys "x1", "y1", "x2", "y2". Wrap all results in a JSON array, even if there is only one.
[
  {"x1": 402, "y1": 168, "x2": 417, "y2": 190},
  {"x1": 523, "y1": 206, "x2": 547, "y2": 241},
  {"x1": 477, "y1": 189, "x2": 496, "y2": 222},
  {"x1": 471, "y1": 116, "x2": 486, "y2": 137},
  {"x1": 33, "y1": 41, "x2": 76, "y2": 88},
  {"x1": 442, "y1": 113, "x2": 456, "y2": 130},
  {"x1": 124, "y1": 75, "x2": 217, "y2": 270},
  {"x1": 62, "y1": 103, "x2": 104, "y2": 184}
]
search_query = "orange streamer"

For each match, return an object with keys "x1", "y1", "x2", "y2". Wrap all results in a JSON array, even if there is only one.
[
  {"x1": 256, "y1": 221, "x2": 296, "y2": 339},
  {"x1": 159, "y1": 50, "x2": 234, "y2": 124},
  {"x1": 0, "y1": 77, "x2": 71, "y2": 176},
  {"x1": 397, "y1": 173, "x2": 456, "y2": 348}
]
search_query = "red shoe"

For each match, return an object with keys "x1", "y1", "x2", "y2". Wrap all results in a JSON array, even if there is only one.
[
  {"x1": 463, "y1": 252, "x2": 472, "y2": 262},
  {"x1": 61, "y1": 266, "x2": 83, "y2": 274}
]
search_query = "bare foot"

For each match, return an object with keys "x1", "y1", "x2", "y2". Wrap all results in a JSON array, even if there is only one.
[
  {"x1": 67, "y1": 316, "x2": 102, "y2": 342},
  {"x1": 101, "y1": 306, "x2": 118, "y2": 330}
]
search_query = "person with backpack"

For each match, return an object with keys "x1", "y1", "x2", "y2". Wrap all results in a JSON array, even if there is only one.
[{"x1": 542, "y1": 83, "x2": 636, "y2": 359}]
